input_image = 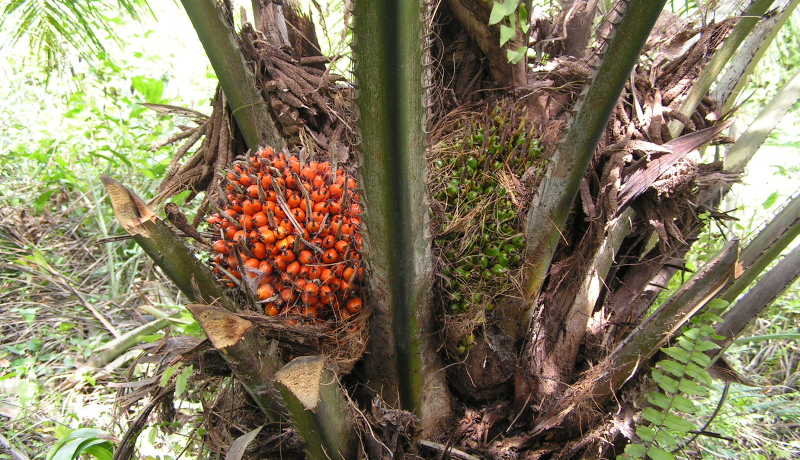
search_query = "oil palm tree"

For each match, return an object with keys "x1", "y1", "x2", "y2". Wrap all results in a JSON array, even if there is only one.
[{"x1": 100, "y1": 0, "x2": 800, "y2": 458}]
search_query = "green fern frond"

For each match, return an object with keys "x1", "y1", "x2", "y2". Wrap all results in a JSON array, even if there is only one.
[{"x1": 622, "y1": 307, "x2": 727, "y2": 460}]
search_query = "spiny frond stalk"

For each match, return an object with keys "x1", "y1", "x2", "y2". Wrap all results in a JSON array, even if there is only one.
[
  {"x1": 711, "y1": 244, "x2": 800, "y2": 357},
  {"x1": 180, "y1": 0, "x2": 283, "y2": 150},
  {"x1": 724, "y1": 69, "x2": 800, "y2": 173},
  {"x1": 521, "y1": 0, "x2": 667, "y2": 311},
  {"x1": 668, "y1": 0, "x2": 776, "y2": 137}
]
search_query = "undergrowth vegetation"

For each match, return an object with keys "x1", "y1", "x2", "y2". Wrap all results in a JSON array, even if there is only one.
[
  {"x1": 1, "y1": 2, "x2": 799, "y2": 459},
  {"x1": 0, "y1": 3, "x2": 214, "y2": 457}
]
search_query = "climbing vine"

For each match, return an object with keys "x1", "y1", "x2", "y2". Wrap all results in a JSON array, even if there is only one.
[{"x1": 488, "y1": 0, "x2": 530, "y2": 64}]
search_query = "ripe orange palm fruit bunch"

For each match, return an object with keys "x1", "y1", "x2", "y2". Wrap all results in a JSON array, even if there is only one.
[{"x1": 206, "y1": 146, "x2": 364, "y2": 322}]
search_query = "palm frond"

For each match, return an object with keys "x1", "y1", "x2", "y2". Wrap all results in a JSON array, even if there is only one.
[{"x1": 0, "y1": 0, "x2": 152, "y2": 66}]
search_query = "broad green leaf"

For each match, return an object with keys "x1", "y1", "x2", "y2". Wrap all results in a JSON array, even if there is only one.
[
  {"x1": 501, "y1": 0, "x2": 521, "y2": 15},
  {"x1": 47, "y1": 430, "x2": 73, "y2": 460},
  {"x1": 176, "y1": 364, "x2": 193, "y2": 397},
  {"x1": 636, "y1": 426, "x2": 657, "y2": 442},
  {"x1": 692, "y1": 340, "x2": 720, "y2": 353},
  {"x1": 654, "y1": 429, "x2": 678, "y2": 450},
  {"x1": 84, "y1": 444, "x2": 113, "y2": 460},
  {"x1": 519, "y1": 4, "x2": 530, "y2": 33},
  {"x1": 51, "y1": 439, "x2": 90, "y2": 460},
  {"x1": 677, "y1": 378, "x2": 708, "y2": 397},
  {"x1": 642, "y1": 407, "x2": 666, "y2": 426},
  {"x1": 489, "y1": 2, "x2": 506, "y2": 25},
  {"x1": 131, "y1": 76, "x2": 164, "y2": 103},
  {"x1": 658, "y1": 360, "x2": 686, "y2": 378},
  {"x1": 662, "y1": 413, "x2": 696, "y2": 432},
  {"x1": 704, "y1": 311, "x2": 724, "y2": 322},
  {"x1": 176, "y1": 372, "x2": 187, "y2": 397},
  {"x1": 63, "y1": 429, "x2": 109, "y2": 440},
  {"x1": 698, "y1": 324, "x2": 716, "y2": 336},
  {"x1": 647, "y1": 392, "x2": 673, "y2": 410},
  {"x1": 688, "y1": 350, "x2": 711, "y2": 367},
  {"x1": 684, "y1": 362, "x2": 712, "y2": 385},
  {"x1": 17, "y1": 379, "x2": 39, "y2": 406},
  {"x1": 682, "y1": 328, "x2": 701, "y2": 341},
  {"x1": 625, "y1": 443, "x2": 647, "y2": 458},
  {"x1": 646, "y1": 445, "x2": 674, "y2": 460},
  {"x1": 677, "y1": 336, "x2": 694, "y2": 351},
  {"x1": 506, "y1": 46, "x2": 526, "y2": 64},
  {"x1": 499, "y1": 25, "x2": 516, "y2": 46},
  {"x1": 661, "y1": 347, "x2": 690, "y2": 363},
  {"x1": 671, "y1": 394, "x2": 697, "y2": 413},
  {"x1": 160, "y1": 365, "x2": 177, "y2": 387},
  {"x1": 52, "y1": 438, "x2": 112, "y2": 460},
  {"x1": 652, "y1": 370, "x2": 679, "y2": 393}
]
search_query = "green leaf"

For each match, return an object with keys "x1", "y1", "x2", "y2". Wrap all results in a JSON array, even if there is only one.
[
  {"x1": 636, "y1": 426, "x2": 657, "y2": 442},
  {"x1": 175, "y1": 372, "x2": 187, "y2": 397},
  {"x1": 519, "y1": 3, "x2": 530, "y2": 33},
  {"x1": 646, "y1": 391, "x2": 673, "y2": 410},
  {"x1": 692, "y1": 340, "x2": 720, "y2": 353},
  {"x1": 625, "y1": 443, "x2": 647, "y2": 459},
  {"x1": 646, "y1": 445, "x2": 674, "y2": 460},
  {"x1": 499, "y1": 24, "x2": 516, "y2": 46},
  {"x1": 148, "y1": 426, "x2": 158, "y2": 445},
  {"x1": 652, "y1": 370, "x2": 679, "y2": 393},
  {"x1": 654, "y1": 429, "x2": 678, "y2": 450},
  {"x1": 17, "y1": 379, "x2": 39, "y2": 406},
  {"x1": 662, "y1": 413, "x2": 696, "y2": 432},
  {"x1": 676, "y1": 336, "x2": 694, "y2": 351},
  {"x1": 686, "y1": 351, "x2": 710, "y2": 368},
  {"x1": 51, "y1": 439, "x2": 89, "y2": 460},
  {"x1": 671, "y1": 394, "x2": 697, "y2": 413},
  {"x1": 26, "y1": 249, "x2": 53, "y2": 271},
  {"x1": 658, "y1": 360, "x2": 686, "y2": 378},
  {"x1": 661, "y1": 347, "x2": 689, "y2": 363},
  {"x1": 489, "y1": 2, "x2": 506, "y2": 25},
  {"x1": 51, "y1": 438, "x2": 112, "y2": 460},
  {"x1": 506, "y1": 46, "x2": 527, "y2": 64},
  {"x1": 131, "y1": 76, "x2": 164, "y2": 103},
  {"x1": 175, "y1": 364, "x2": 193, "y2": 397},
  {"x1": 642, "y1": 407, "x2": 666, "y2": 426},
  {"x1": 160, "y1": 365, "x2": 177, "y2": 387},
  {"x1": 698, "y1": 324, "x2": 716, "y2": 336},
  {"x1": 684, "y1": 362, "x2": 712, "y2": 385},
  {"x1": 677, "y1": 378, "x2": 708, "y2": 397},
  {"x1": 682, "y1": 327, "x2": 701, "y2": 341},
  {"x1": 84, "y1": 444, "x2": 113, "y2": 460},
  {"x1": 4, "y1": 0, "x2": 24, "y2": 14},
  {"x1": 704, "y1": 310, "x2": 724, "y2": 322}
]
